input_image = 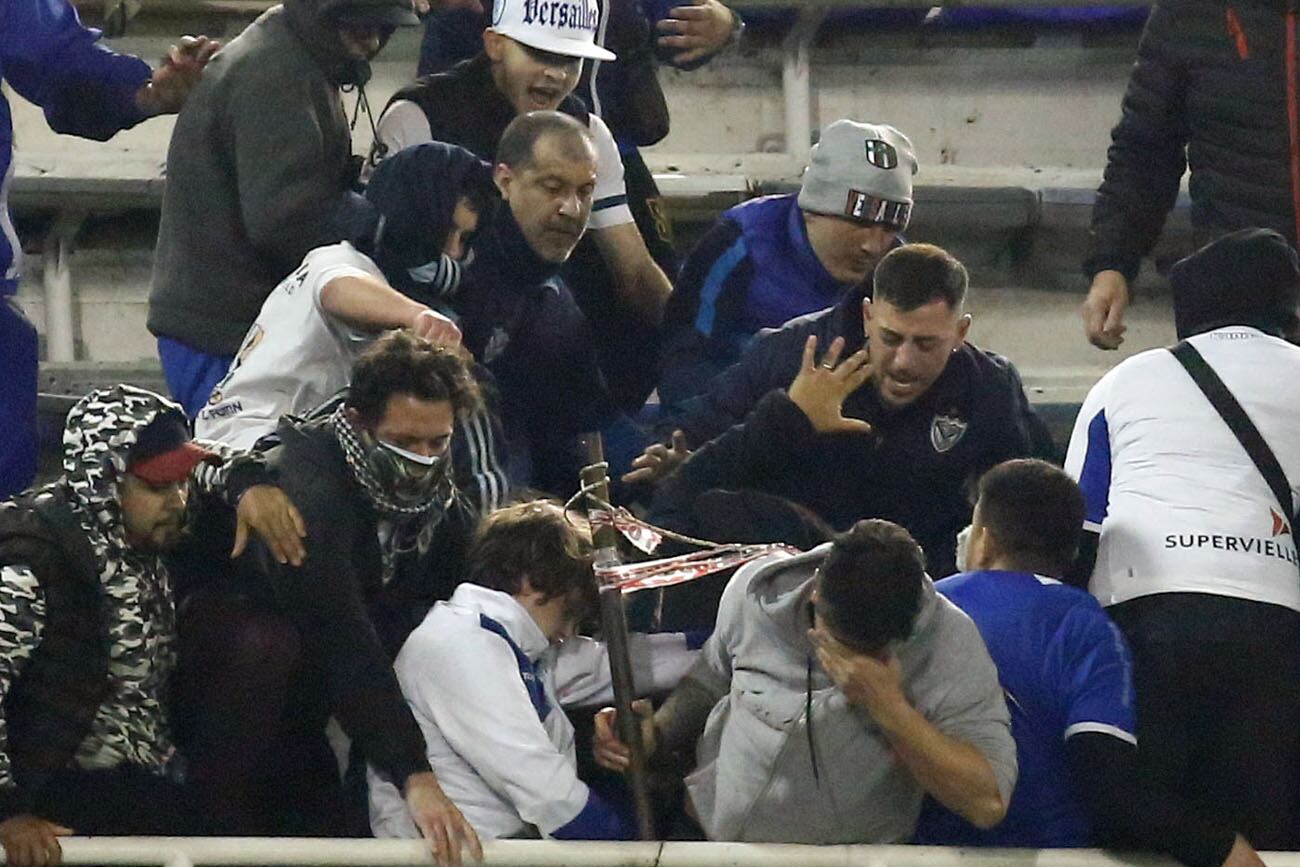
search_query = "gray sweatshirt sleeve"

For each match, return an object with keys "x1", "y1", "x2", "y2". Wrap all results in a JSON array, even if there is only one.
[{"x1": 924, "y1": 608, "x2": 1018, "y2": 804}]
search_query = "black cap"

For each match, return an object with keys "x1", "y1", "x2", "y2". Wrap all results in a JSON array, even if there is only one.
[
  {"x1": 332, "y1": 0, "x2": 419, "y2": 28},
  {"x1": 1171, "y1": 228, "x2": 1300, "y2": 339}
]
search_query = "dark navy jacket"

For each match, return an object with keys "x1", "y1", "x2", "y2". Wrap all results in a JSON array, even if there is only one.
[
  {"x1": 1, "y1": 0, "x2": 151, "y2": 295},
  {"x1": 652, "y1": 286, "x2": 1047, "y2": 576},
  {"x1": 657, "y1": 194, "x2": 865, "y2": 413}
]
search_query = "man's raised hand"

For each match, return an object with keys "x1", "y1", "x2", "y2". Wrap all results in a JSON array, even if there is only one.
[
  {"x1": 622, "y1": 430, "x2": 691, "y2": 485},
  {"x1": 786, "y1": 335, "x2": 874, "y2": 435}
]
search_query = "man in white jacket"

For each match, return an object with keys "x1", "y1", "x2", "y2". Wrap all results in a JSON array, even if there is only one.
[{"x1": 369, "y1": 499, "x2": 698, "y2": 839}]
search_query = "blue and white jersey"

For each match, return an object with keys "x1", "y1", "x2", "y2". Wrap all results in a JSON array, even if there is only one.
[
  {"x1": 919, "y1": 569, "x2": 1136, "y2": 847},
  {"x1": 367, "y1": 583, "x2": 639, "y2": 841},
  {"x1": 1064, "y1": 326, "x2": 1300, "y2": 612}
]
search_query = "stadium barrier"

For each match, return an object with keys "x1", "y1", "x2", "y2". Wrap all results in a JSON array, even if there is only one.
[{"x1": 44, "y1": 838, "x2": 1300, "y2": 867}]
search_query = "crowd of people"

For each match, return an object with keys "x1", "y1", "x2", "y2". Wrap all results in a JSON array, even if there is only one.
[{"x1": 3, "y1": 0, "x2": 1300, "y2": 865}]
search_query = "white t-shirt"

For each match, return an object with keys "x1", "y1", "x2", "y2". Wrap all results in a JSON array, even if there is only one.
[
  {"x1": 1064, "y1": 326, "x2": 1300, "y2": 612},
  {"x1": 371, "y1": 101, "x2": 633, "y2": 231},
  {"x1": 195, "y1": 242, "x2": 378, "y2": 449}
]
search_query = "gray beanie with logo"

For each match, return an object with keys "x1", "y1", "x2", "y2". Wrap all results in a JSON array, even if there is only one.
[{"x1": 798, "y1": 120, "x2": 918, "y2": 228}]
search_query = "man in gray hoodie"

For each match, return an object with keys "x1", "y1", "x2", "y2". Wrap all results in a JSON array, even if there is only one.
[
  {"x1": 596, "y1": 518, "x2": 1016, "y2": 843},
  {"x1": 148, "y1": 0, "x2": 419, "y2": 417}
]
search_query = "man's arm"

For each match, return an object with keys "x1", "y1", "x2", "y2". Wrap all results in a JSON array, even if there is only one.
[
  {"x1": 188, "y1": 441, "x2": 307, "y2": 567},
  {"x1": 368, "y1": 100, "x2": 434, "y2": 173},
  {"x1": 1081, "y1": 1, "x2": 1188, "y2": 348},
  {"x1": 0, "y1": 566, "x2": 76, "y2": 867},
  {"x1": 594, "y1": 554, "x2": 764, "y2": 772},
  {"x1": 318, "y1": 275, "x2": 461, "y2": 344},
  {"x1": 0, "y1": 567, "x2": 44, "y2": 821},
  {"x1": 656, "y1": 219, "x2": 751, "y2": 415},
  {"x1": 1065, "y1": 734, "x2": 1260, "y2": 867},
  {"x1": 1050, "y1": 602, "x2": 1255, "y2": 867},
  {"x1": 813, "y1": 631, "x2": 1010, "y2": 829},
  {"x1": 649, "y1": 0, "x2": 741, "y2": 69},
  {"x1": 258, "y1": 475, "x2": 430, "y2": 785},
  {"x1": 2, "y1": 0, "x2": 216, "y2": 139},
  {"x1": 593, "y1": 221, "x2": 673, "y2": 327},
  {"x1": 585, "y1": 115, "x2": 671, "y2": 325},
  {"x1": 650, "y1": 335, "x2": 871, "y2": 529}
]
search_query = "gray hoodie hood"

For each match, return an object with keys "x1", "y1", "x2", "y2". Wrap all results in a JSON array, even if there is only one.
[{"x1": 684, "y1": 545, "x2": 1015, "y2": 844}]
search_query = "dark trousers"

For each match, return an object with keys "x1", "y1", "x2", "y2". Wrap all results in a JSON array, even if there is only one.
[
  {"x1": 173, "y1": 591, "x2": 347, "y2": 835},
  {"x1": 0, "y1": 298, "x2": 38, "y2": 499},
  {"x1": 1109, "y1": 592, "x2": 1300, "y2": 850}
]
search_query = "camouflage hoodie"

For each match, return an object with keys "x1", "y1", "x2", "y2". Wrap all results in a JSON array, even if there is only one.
[{"x1": 0, "y1": 386, "x2": 262, "y2": 801}]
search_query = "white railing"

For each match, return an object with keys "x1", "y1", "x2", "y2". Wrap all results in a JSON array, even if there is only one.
[{"x1": 43, "y1": 839, "x2": 1300, "y2": 867}]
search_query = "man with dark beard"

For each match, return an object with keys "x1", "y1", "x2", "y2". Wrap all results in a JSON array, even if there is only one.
[{"x1": 0, "y1": 386, "x2": 303, "y2": 865}]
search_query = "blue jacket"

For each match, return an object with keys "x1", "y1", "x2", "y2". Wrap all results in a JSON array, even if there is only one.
[
  {"x1": 657, "y1": 194, "x2": 862, "y2": 412},
  {"x1": 1, "y1": 0, "x2": 151, "y2": 295}
]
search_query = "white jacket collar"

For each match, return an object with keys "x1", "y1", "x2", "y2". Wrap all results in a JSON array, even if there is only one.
[{"x1": 450, "y1": 582, "x2": 549, "y2": 661}]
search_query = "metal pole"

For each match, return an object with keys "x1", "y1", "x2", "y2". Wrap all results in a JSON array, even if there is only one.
[
  {"x1": 42, "y1": 213, "x2": 84, "y2": 364},
  {"x1": 579, "y1": 433, "x2": 655, "y2": 840},
  {"x1": 781, "y1": 5, "x2": 828, "y2": 162}
]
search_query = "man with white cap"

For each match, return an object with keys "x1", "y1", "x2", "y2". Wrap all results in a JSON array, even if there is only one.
[
  {"x1": 655, "y1": 118, "x2": 918, "y2": 414},
  {"x1": 370, "y1": 0, "x2": 674, "y2": 411}
]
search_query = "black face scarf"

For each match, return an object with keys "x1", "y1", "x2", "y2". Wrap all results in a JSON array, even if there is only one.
[
  {"x1": 1172, "y1": 228, "x2": 1300, "y2": 340},
  {"x1": 360, "y1": 141, "x2": 495, "y2": 304}
]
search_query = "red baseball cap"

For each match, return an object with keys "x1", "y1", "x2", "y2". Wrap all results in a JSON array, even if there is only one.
[{"x1": 127, "y1": 413, "x2": 219, "y2": 485}]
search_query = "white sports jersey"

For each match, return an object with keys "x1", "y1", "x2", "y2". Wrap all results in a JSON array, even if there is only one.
[
  {"x1": 196, "y1": 242, "x2": 377, "y2": 449},
  {"x1": 371, "y1": 102, "x2": 633, "y2": 230},
  {"x1": 1064, "y1": 326, "x2": 1300, "y2": 612}
]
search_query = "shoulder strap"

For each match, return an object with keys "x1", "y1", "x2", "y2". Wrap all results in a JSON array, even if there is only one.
[{"x1": 1169, "y1": 340, "x2": 1295, "y2": 521}]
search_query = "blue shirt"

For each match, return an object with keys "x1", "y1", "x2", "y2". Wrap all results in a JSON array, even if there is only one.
[
  {"x1": 1, "y1": 0, "x2": 151, "y2": 294},
  {"x1": 918, "y1": 569, "x2": 1137, "y2": 847},
  {"x1": 658, "y1": 194, "x2": 854, "y2": 411}
]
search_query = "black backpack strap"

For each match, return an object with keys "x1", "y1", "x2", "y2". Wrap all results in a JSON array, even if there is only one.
[{"x1": 1169, "y1": 340, "x2": 1295, "y2": 522}]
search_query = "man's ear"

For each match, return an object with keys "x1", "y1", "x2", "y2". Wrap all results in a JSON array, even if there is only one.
[
  {"x1": 956, "y1": 312, "x2": 973, "y2": 343},
  {"x1": 493, "y1": 163, "x2": 513, "y2": 200},
  {"x1": 861, "y1": 296, "x2": 874, "y2": 332},
  {"x1": 482, "y1": 28, "x2": 505, "y2": 61}
]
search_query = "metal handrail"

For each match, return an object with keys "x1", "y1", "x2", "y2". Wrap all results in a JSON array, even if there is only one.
[{"x1": 44, "y1": 838, "x2": 1300, "y2": 867}]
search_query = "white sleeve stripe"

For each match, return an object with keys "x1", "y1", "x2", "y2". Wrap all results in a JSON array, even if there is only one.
[
  {"x1": 1083, "y1": 519, "x2": 1103, "y2": 533},
  {"x1": 462, "y1": 411, "x2": 507, "y2": 513},
  {"x1": 1064, "y1": 722, "x2": 1137, "y2": 745}
]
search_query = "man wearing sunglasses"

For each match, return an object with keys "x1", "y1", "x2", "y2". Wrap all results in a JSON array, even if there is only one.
[{"x1": 655, "y1": 119, "x2": 916, "y2": 416}]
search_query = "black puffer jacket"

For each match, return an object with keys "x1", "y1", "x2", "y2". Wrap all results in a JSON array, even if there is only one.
[{"x1": 1086, "y1": 0, "x2": 1300, "y2": 281}]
